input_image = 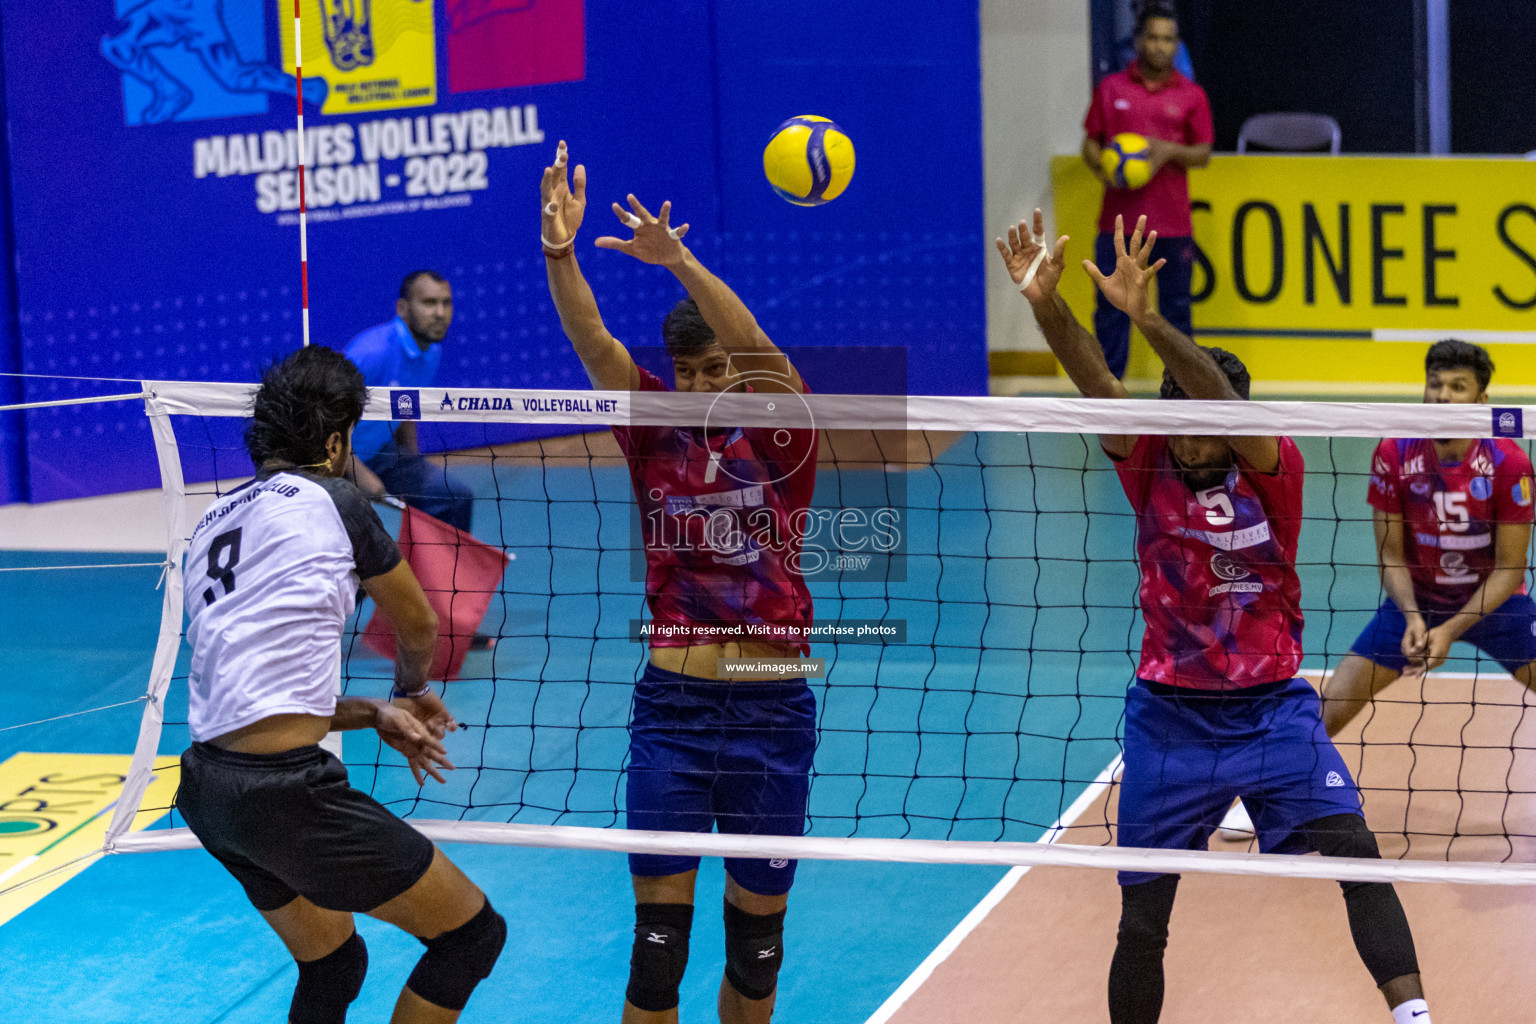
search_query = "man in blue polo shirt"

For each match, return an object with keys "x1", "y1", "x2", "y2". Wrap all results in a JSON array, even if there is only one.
[{"x1": 344, "y1": 269, "x2": 474, "y2": 532}]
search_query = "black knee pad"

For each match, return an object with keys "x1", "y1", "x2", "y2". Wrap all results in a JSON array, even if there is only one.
[
  {"x1": 1115, "y1": 874, "x2": 1179, "y2": 957},
  {"x1": 627, "y1": 902, "x2": 694, "y2": 1012},
  {"x1": 1304, "y1": 813, "x2": 1384, "y2": 894},
  {"x1": 406, "y1": 900, "x2": 507, "y2": 1012},
  {"x1": 290, "y1": 931, "x2": 367, "y2": 1024},
  {"x1": 723, "y1": 901, "x2": 786, "y2": 1002}
]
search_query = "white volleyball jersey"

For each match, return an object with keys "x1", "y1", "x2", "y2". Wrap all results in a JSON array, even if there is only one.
[{"x1": 183, "y1": 470, "x2": 401, "y2": 742}]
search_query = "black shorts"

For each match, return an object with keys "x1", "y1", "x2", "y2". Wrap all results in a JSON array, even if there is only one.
[{"x1": 177, "y1": 741, "x2": 436, "y2": 912}]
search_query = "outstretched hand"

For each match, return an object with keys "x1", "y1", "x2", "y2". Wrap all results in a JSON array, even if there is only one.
[
  {"x1": 996, "y1": 208, "x2": 1068, "y2": 304},
  {"x1": 594, "y1": 195, "x2": 689, "y2": 267},
  {"x1": 540, "y1": 139, "x2": 586, "y2": 249},
  {"x1": 1084, "y1": 214, "x2": 1165, "y2": 321}
]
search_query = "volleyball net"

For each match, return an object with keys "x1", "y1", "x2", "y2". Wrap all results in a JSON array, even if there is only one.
[{"x1": 91, "y1": 380, "x2": 1536, "y2": 885}]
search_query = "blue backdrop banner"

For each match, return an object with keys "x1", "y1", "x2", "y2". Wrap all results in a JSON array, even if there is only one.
[{"x1": 3, "y1": 0, "x2": 983, "y2": 502}]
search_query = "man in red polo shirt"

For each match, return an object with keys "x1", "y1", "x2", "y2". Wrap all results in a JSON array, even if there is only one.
[{"x1": 1082, "y1": 2, "x2": 1213, "y2": 378}]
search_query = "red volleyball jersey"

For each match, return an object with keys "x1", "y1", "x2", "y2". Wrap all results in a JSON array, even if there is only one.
[
  {"x1": 1366, "y1": 437, "x2": 1535, "y2": 613},
  {"x1": 611, "y1": 368, "x2": 818, "y2": 654},
  {"x1": 1083, "y1": 62, "x2": 1213, "y2": 237},
  {"x1": 1114, "y1": 435, "x2": 1306, "y2": 691}
]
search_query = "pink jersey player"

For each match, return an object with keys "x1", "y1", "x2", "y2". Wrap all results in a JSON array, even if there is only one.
[
  {"x1": 1367, "y1": 437, "x2": 1534, "y2": 611},
  {"x1": 1116, "y1": 434, "x2": 1306, "y2": 690},
  {"x1": 613, "y1": 368, "x2": 817, "y2": 654}
]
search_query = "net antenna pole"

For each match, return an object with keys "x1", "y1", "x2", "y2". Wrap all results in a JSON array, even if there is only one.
[{"x1": 293, "y1": 0, "x2": 311, "y2": 348}]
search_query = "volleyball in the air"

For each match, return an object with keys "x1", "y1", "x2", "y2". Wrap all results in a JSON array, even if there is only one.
[
  {"x1": 1100, "y1": 132, "x2": 1153, "y2": 190},
  {"x1": 763, "y1": 116, "x2": 856, "y2": 206}
]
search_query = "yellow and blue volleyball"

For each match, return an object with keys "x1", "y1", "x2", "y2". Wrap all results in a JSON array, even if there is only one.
[
  {"x1": 763, "y1": 116, "x2": 855, "y2": 206},
  {"x1": 1100, "y1": 132, "x2": 1152, "y2": 190}
]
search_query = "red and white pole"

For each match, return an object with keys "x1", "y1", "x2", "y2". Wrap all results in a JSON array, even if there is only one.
[{"x1": 292, "y1": 0, "x2": 311, "y2": 347}]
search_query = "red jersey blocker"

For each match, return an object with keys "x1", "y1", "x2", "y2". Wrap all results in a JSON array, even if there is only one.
[
  {"x1": 613, "y1": 367, "x2": 820, "y2": 897},
  {"x1": 1350, "y1": 437, "x2": 1536, "y2": 674},
  {"x1": 1113, "y1": 436, "x2": 1362, "y2": 884}
]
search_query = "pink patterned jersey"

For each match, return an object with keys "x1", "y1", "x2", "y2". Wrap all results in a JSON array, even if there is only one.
[
  {"x1": 1366, "y1": 437, "x2": 1535, "y2": 612},
  {"x1": 1114, "y1": 435, "x2": 1306, "y2": 691},
  {"x1": 611, "y1": 368, "x2": 818, "y2": 654}
]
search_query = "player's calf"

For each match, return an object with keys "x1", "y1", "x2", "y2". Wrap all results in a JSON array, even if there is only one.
[
  {"x1": 290, "y1": 930, "x2": 368, "y2": 1024},
  {"x1": 406, "y1": 899, "x2": 507, "y2": 1012},
  {"x1": 627, "y1": 902, "x2": 694, "y2": 1012},
  {"x1": 1304, "y1": 815, "x2": 1425, "y2": 1007},
  {"x1": 1108, "y1": 874, "x2": 1179, "y2": 1024},
  {"x1": 722, "y1": 900, "x2": 786, "y2": 1002}
]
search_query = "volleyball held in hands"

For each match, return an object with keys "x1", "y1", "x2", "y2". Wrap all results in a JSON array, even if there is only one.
[
  {"x1": 1100, "y1": 132, "x2": 1153, "y2": 189},
  {"x1": 763, "y1": 116, "x2": 856, "y2": 206}
]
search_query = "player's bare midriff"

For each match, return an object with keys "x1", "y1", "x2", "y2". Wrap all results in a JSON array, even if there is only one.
[
  {"x1": 209, "y1": 713, "x2": 331, "y2": 754},
  {"x1": 650, "y1": 640, "x2": 806, "y2": 681}
]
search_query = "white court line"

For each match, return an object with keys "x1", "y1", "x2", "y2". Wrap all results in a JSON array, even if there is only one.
[{"x1": 861, "y1": 755, "x2": 1123, "y2": 1024}]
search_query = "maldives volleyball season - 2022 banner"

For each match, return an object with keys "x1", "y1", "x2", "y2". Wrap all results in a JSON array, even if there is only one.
[{"x1": 105, "y1": 0, "x2": 585, "y2": 220}]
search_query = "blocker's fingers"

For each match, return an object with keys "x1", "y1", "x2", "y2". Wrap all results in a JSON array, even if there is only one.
[
  {"x1": 658, "y1": 200, "x2": 672, "y2": 225},
  {"x1": 554, "y1": 139, "x2": 568, "y2": 167},
  {"x1": 1148, "y1": 257, "x2": 1167, "y2": 277},
  {"x1": 1052, "y1": 234, "x2": 1070, "y2": 262},
  {"x1": 611, "y1": 202, "x2": 643, "y2": 229},
  {"x1": 1112, "y1": 216, "x2": 1128, "y2": 257},
  {"x1": 668, "y1": 223, "x2": 689, "y2": 240},
  {"x1": 1032, "y1": 207, "x2": 1047, "y2": 240},
  {"x1": 1128, "y1": 215, "x2": 1147, "y2": 254},
  {"x1": 594, "y1": 235, "x2": 631, "y2": 251},
  {"x1": 572, "y1": 163, "x2": 587, "y2": 202},
  {"x1": 1083, "y1": 259, "x2": 1109, "y2": 285},
  {"x1": 626, "y1": 194, "x2": 657, "y2": 222},
  {"x1": 1144, "y1": 229, "x2": 1159, "y2": 256}
]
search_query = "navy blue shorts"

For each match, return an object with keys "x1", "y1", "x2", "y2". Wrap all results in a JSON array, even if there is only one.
[
  {"x1": 1349, "y1": 594, "x2": 1536, "y2": 676},
  {"x1": 1117, "y1": 677, "x2": 1362, "y2": 886},
  {"x1": 625, "y1": 662, "x2": 816, "y2": 896}
]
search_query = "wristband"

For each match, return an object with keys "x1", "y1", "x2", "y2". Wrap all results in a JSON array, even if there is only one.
[
  {"x1": 391, "y1": 682, "x2": 433, "y2": 700},
  {"x1": 543, "y1": 246, "x2": 572, "y2": 260},
  {"x1": 541, "y1": 233, "x2": 574, "y2": 251}
]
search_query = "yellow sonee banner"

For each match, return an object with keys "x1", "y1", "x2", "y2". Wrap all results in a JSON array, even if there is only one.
[
  {"x1": 282, "y1": 0, "x2": 437, "y2": 115},
  {"x1": 1051, "y1": 155, "x2": 1536, "y2": 386}
]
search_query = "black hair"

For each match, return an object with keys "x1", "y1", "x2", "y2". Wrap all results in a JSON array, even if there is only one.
[
  {"x1": 244, "y1": 345, "x2": 369, "y2": 467},
  {"x1": 399, "y1": 269, "x2": 448, "y2": 300},
  {"x1": 1135, "y1": 1, "x2": 1178, "y2": 36},
  {"x1": 1425, "y1": 338, "x2": 1494, "y2": 393},
  {"x1": 1160, "y1": 346, "x2": 1251, "y2": 400},
  {"x1": 661, "y1": 298, "x2": 717, "y2": 357}
]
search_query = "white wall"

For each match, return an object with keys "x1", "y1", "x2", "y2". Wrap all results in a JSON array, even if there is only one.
[{"x1": 981, "y1": 0, "x2": 1092, "y2": 355}]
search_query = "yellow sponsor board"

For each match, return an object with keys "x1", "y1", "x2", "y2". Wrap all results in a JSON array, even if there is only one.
[
  {"x1": 281, "y1": 0, "x2": 436, "y2": 115},
  {"x1": 1051, "y1": 155, "x2": 1536, "y2": 387},
  {"x1": 0, "y1": 752, "x2": 179, "y2": 926}
]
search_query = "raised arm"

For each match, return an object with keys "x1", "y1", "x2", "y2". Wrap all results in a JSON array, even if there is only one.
[
  {"x1": 1086, "y1": 214, "x2": 1280, "y2": 472},
  {"x1": 540, "y1": 141, "x2": 640, "y2": 391},
  {"x1": 595, "y1": 196, "x2": 804, "y2": 394},
  {"x1": 996, "y1": 208, "x2": 1132, "y2": 457}
]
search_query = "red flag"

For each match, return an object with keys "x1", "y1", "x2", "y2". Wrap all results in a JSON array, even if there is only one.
[{"x1": 362, "y1": 505, "x2": 511, "y2": 681}]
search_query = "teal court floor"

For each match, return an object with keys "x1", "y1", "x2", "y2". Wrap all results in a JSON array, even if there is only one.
[{"x1": 0, "y1": 429, "x2": 1498, "y2": 1022}]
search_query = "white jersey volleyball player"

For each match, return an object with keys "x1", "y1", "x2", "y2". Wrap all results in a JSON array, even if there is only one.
[{"x1": 176, "y1": 346, "x2": 504, "y2": 1024}]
